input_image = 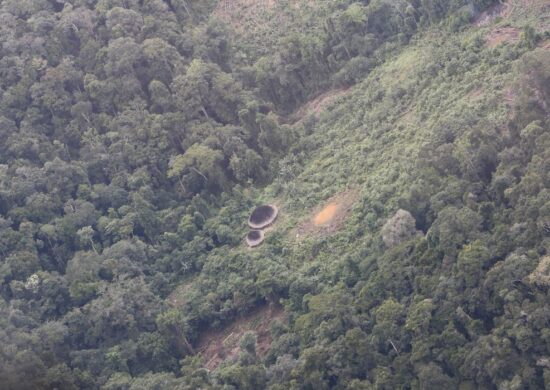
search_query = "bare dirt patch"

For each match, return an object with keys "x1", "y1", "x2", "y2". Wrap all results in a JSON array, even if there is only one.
[
  {"x1": 196, "y1": 303, "x2": 285, "y2": 370},
  {"x1": 486, "y1": 27, "x2": 520, "y2": 47},
  {"x1": 295, "y1": 189, "x2": 359, "y2": 239},
  {"x1": 287, "y1": 87, "x2": 351, "y2": 124},
  {"x1": 474, "y1": 2, "x2": 505, "y2": 26},
  {"x1": 314, "y1": 203, "x2": 339, "y2": 226}
]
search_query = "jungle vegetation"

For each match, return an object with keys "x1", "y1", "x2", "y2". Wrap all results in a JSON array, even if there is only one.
[{"x1": 0, "y1": 0, "x2": 549, "y2": 389}]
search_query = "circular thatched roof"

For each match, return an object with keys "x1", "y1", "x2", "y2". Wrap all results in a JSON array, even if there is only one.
[
  {"x1": 246, "y1": 230, "x2": 265, "y2": 247},
  {"x1": 248, "y1": 204, "x2": 278, "y2": 229}
]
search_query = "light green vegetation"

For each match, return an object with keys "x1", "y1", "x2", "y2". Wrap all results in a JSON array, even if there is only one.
[{"x1": 0, "y1": 0, "x2": 549, "y2": 389}]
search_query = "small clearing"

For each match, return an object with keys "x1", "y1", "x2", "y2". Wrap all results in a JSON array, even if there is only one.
[
  {"x1": 314, "y1": 203, "x2": 338, "y2": 226},
  {"x1": 499, "y1": 0, "x2": 550, "y2": 19},
  {"x1": 474, "y1": 2, "x2": 505, "y2": 26},
  {"x1": 295, "y1": 189, "x2": 359, "y2": 239},
  {"x1": 196, "y1": 304, "x2": 285, "y2": 370},
  {"x1": 480, "y1": 0, "x2": 550, "y2": 48},
  {"x1": 286, "y1": 87, "x2": 351, "y2": 124},
  {"x1": 485, "y1": 27, "x2": 520, "y2": 47}
]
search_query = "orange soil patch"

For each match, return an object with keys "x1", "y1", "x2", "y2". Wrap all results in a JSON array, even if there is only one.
[
  {"x1": 486, "y1": 27, "x2": 520, "y2": 47},
  {"x1": 295, "y1": 189, "x2": 359, "y2": 239},
  {"x1": 313, "y1": 202, "x2": 338, "y2": 226},
  {"x1": 196, "y1": 304, "x2": 285, "y2": 370}
]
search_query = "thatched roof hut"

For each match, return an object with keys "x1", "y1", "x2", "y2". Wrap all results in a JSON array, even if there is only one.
[
  {"x1": 246, "y1": 230, "x2": 265, "y2": 247},
  {"x1": 248, "y1": 204, "x2": 278, "y2": 229}
]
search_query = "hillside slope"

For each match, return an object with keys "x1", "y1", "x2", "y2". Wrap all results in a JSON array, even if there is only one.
[
  {"x1": 177, "y1": 2, "x2": 550, "y2": 388},
  {"x1": 0, "y1": 0, "x2": 549, "y2": 389}
]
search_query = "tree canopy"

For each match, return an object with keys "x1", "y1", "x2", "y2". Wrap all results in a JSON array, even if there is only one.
[{"x1": 1, "y1": 0, "x2": 549, "y2": 388}]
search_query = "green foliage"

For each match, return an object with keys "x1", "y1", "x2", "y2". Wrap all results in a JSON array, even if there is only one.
[
  {"x1": 520, "y1": 25, "x2": 538, "y2": 49},
  {"x1": 457, "y1": 240, "x2": 489, "y2": 288},
  {"x1": 169, "y1": 143, "x2": 226, "y2": 192},
  {"x1": 1, "y1": 0, "x2": 549, "y2": 388}
]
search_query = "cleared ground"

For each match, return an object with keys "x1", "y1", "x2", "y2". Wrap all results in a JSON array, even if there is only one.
[
  {"x1": 294, "y1": 189, "x2": 359, "y2": 239},
  {"x1": 196, "y1": 304, "x2": 285, "y2": 370}
]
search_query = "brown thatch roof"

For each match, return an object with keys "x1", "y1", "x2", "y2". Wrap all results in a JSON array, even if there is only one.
[
  {"x1": 246, "y1": 230, "x2": 265, "y2": 247},
  {"x1": 248, "y1": 205, "x2": 278, "y2": 229}
]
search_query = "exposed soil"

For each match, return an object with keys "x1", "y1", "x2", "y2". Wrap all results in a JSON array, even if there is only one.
[
  {"x1": 294, "y1": 189, "x2": 359, "y2": 239},
  {"x1": 196, "y1": 303, "x2": 285, "y2": 370},
  {"x1": 313, "y1": 203, "x2": 339, "y2": 226},
  {"x1": 286, "y1": 87, "x2": 351, "y2": 124},
  {"x1": 480, "y1": 0, "x2": 550, "y2": 47},
  {"x1": 485, "y1": 27, "x2": 520, "y2": 47},
  {"x1": 474, "y1": 2, "x2": 505, "y2": 26}
]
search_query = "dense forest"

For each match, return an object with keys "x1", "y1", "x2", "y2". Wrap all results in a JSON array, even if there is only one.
[{"x1": 0, "y1": 0, "x2": 549, "y2": 388}]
